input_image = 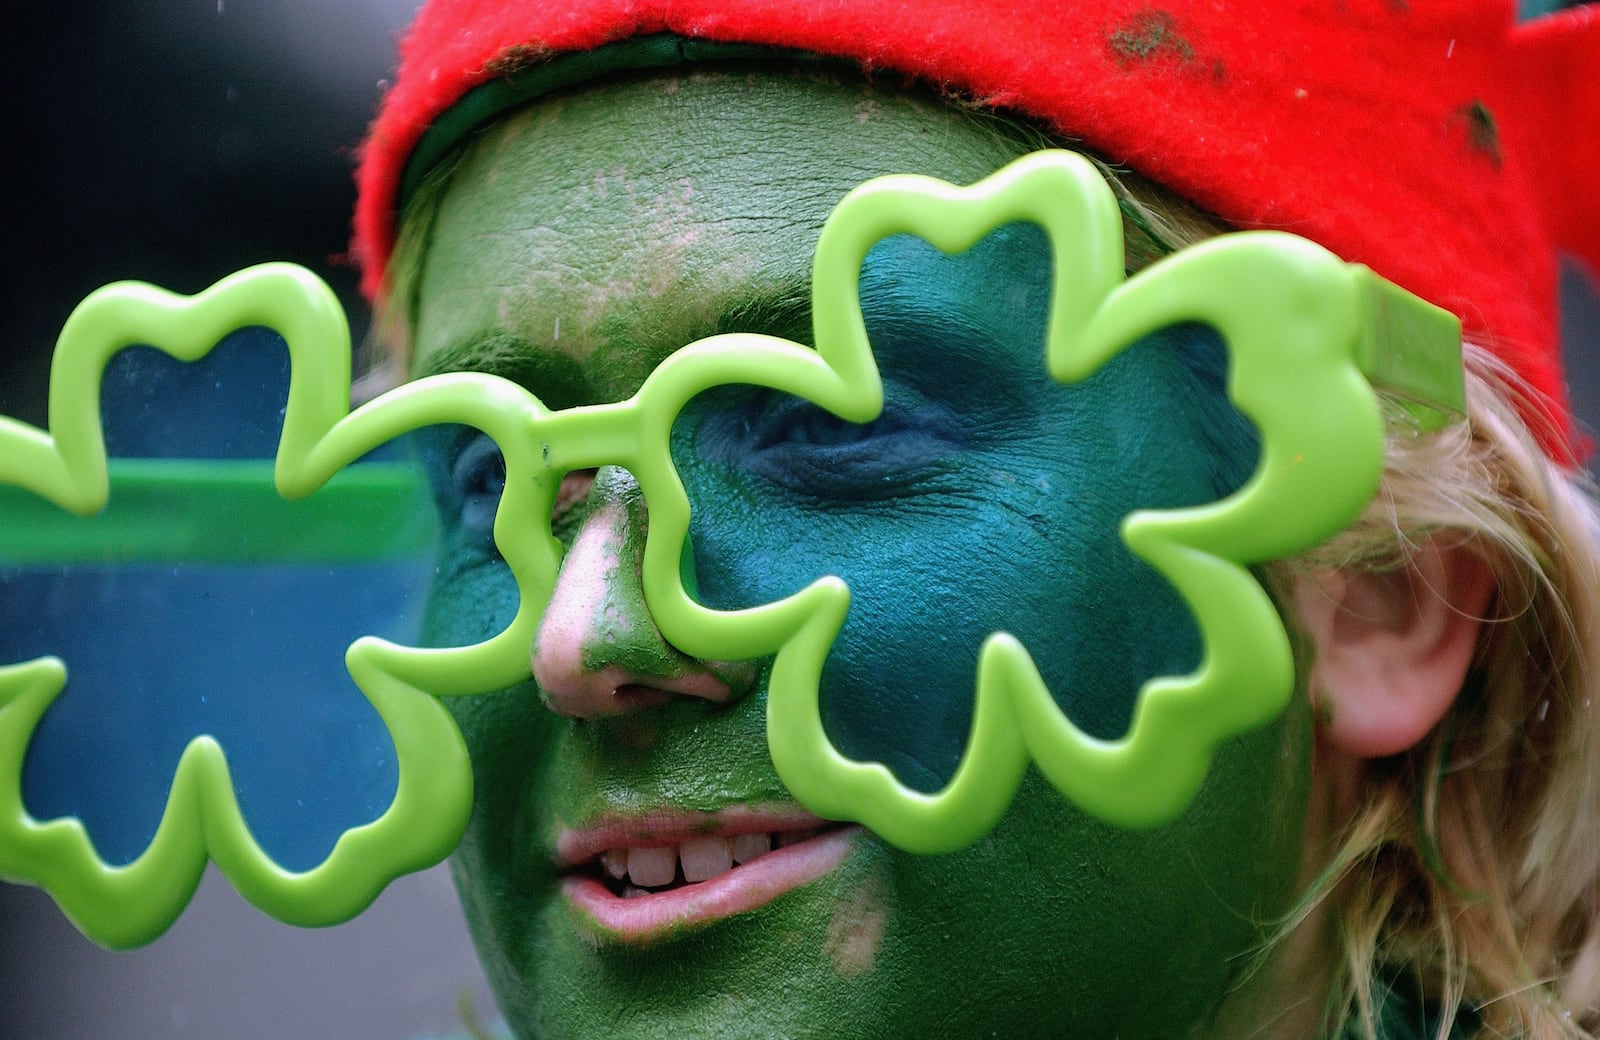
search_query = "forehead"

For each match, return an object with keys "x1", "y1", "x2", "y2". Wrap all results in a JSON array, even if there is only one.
[{"x1": 408, "y1": 67, "x2": 1037, "y2": 401}]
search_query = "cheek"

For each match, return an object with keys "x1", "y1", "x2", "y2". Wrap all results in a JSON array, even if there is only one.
[
  {"x1": 878, "y1": 743, "x2": 1308, "y2": 1036},
  {"x1": 868, "y1": 680, "x2": 1311, "y2": 1036},
  {"x1": 420, "y1": 532, "x2": 521, "y2": 651},
  {"x1": 420, "y1": 546, "x2": 546, "y2": 855},
  {"x1": 823, "y1": 868, "x2": 890, "y2": 977}
]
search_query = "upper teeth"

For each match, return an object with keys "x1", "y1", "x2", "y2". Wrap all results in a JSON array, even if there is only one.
[{"x1": 599, "y1": 829, "x2": 822, "y2": 891}]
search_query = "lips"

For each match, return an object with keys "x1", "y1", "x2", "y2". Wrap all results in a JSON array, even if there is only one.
[{"x1": 557, "y1": 807, "x2": 859, "y2": 943}]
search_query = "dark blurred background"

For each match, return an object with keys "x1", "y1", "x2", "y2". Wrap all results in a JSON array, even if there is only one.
[
  {"x1": 1, "y1": 3, "x2": 498, "y2": 1039},
  {"x1": 0, "y1": 2, "x2": 1595, "y2": 1039},
  {"x1": 2, "y1": 0, "x2": 404, "y2": 425}
]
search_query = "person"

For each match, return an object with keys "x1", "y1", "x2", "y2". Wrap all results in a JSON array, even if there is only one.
[{"x1": 349, "y1": 1, "x2": 1600, "y2": 1037}]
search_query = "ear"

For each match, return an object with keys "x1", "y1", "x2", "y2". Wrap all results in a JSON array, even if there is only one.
[{"x1": 1293, "y1": 536, "x2": 1496, "y2": 759}]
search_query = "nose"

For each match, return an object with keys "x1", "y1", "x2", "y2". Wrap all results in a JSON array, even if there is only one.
[{"x1": 532, "y1": 466, "x2": 747, "y2": 718}]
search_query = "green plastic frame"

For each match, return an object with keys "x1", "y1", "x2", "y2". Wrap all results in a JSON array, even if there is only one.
[{"x1": 0, "y1": 149, "x2": 1463, "y2": 946}]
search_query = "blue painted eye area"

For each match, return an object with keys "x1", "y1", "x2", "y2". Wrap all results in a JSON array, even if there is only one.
[
  {"x1": 423, "y1": 428, "x2": 597, "y2": 556},
  {"x1": 669, "y1": 226, "x2": 1258, "y2": 795},
  {"x1": 691, "y1": 387, "x2": 963, "y2": 499},
  {"x1": 450, "y1": 433, "x2": 507, "y2": 536},
  {"x1": 417, "y1": 427, "x2": 506, "y2": 555}
]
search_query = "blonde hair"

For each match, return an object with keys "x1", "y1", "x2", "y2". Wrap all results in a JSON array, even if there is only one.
[{"x1": 1298, "y1": 349, "x2": 1600, "y2": 1040}]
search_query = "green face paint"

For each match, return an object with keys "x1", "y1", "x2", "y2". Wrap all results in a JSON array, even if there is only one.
[{"x1": 413, "y1": 69, "x2": 1311, "y2": 1039}]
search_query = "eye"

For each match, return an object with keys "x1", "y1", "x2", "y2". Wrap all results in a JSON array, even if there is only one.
[
  {"x1": 692, "y1": 387, "x2": 962, "y2": 498},
  {"x1": 751, "y1": 398, "x2": 889, "y2": 450},
  {"x1": 450, "y1": 434, "x2": 505, "y2": 537}
]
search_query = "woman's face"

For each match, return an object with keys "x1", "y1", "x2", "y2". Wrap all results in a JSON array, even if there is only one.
[{"x1": 411, "y1": 68, "x2": 1311, "y2": 1039}]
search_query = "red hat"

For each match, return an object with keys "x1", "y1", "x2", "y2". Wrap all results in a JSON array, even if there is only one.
[{"x1": 353, "y1": 0, "x2": 1599, "y2": 464}]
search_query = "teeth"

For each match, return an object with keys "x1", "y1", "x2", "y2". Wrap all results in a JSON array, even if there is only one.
[
  {"x1": 626, "y1": 845, "x2": 677, "y2": 888},
  {"x1": 601, "y1": 828, "x2": 824, "y2": 890},
  {"x1": 680, "y1": 837, "x2": 733, "y2": 882},
  {"x1": 599, "y1": 848, "x2": 628, "y2": 880},
  {"x1": 731, "y1": 832, "x2": 771, "y2": 864}
]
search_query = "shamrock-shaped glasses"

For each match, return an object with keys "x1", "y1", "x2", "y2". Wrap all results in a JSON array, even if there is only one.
[{"x1": 0, "y1": 150, "x2": 1463, "y2": 947}]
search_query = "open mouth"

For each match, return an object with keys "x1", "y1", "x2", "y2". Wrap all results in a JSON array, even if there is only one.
[{"x1": 557, "y1": 810, "x2": 858, "y2": 942}]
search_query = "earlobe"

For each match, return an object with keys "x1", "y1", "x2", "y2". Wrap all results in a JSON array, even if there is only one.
[{"x1": 1293, "y1": 536, "x2": 1497, "y2": 759}]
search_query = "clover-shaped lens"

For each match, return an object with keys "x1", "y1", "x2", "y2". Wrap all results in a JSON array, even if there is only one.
[
  {"x1": 0, "y1": 265, "x2": 514, "y2": 947},
  {"x1": 672, "y1": 226, "x2": 1262, "y2": 794},
  {"x1": 1, "y1": 331, "x2": 440, "y2": 874}
]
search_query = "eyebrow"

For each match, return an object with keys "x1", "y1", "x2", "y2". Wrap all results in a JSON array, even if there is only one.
[
  {"x1": 712, "y1": 269, "x2": 1016, "y2": 372},
  {"x1": 411, "y1": 243, "x2": 1056, "y2": 409},
  {"x1": 411, "y1": 329, "x2": 596, "y2": 409},
  {"x1": 411, "y1": 331, "x2": 524, "y2": 380},
  {"x1": 408, "y1": 277, "x2": 817, "y2": 404},
  {"x1": 710, "y1": 279, "x2": 815, "y2": 344}
]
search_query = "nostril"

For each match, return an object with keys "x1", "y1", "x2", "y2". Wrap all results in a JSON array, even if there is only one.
[
  {"x1": 530, "y1": 465, "x2": 751, "y2": 719},
  {"x1": 535, "y1": 663, "x2": 664, "y2": 719},
  {"x1": 611, "y1": 683, "x2": 675, "y2": 714},
  {"x1": 537, "y1": 662, "x2": 739, "y2": 718}
]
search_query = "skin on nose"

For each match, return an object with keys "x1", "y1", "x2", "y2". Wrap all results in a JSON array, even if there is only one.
[{"x1": 532, "y1": 467, "x2": 740, "y2": 717}]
